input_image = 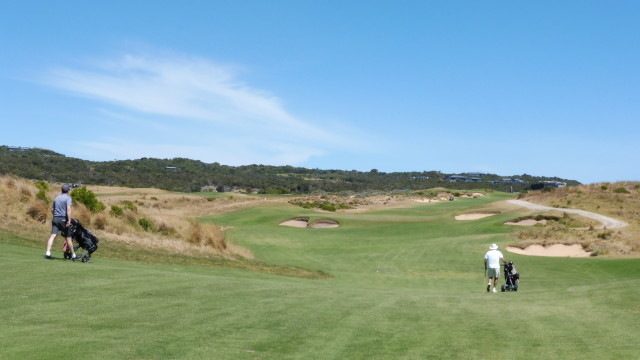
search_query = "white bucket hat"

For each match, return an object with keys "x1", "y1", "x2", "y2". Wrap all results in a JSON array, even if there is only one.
[{"x1": 489, "y1": 243, "x2": 499, "y2": 250}]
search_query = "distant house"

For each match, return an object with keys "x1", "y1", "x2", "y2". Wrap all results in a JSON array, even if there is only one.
[
  {"x1": 409, "y1": 176, "x2": 428, "y2": 181},
  {"x1": 530, "y1": 181, "x2": 566, "y2": 190},
  {"x1": 8, "y1": 146, "x2": 31, "y2": 152},
  {"x1": 502, "y1": 178, "x2": 525, "y2": 184},
  {"x1": 543, "y1": 181, "x2": 566, "y2": 188},
  {"x1": 445, "y1": 175, "x2": 483, "y2": 182},
  {"x1": 445, "y1": 175, "x2": 468, "y2": 182},
  {"x1": 165, "y1": 166, "x2": 177, "y2": 171},
  {"x1": 200, "y1": 185, "x2": 218, "y2": 192}
]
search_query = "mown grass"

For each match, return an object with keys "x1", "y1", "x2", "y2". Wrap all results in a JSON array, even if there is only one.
[{"x1": 2, "y1": 191, "x2": 639, "y2": 359}]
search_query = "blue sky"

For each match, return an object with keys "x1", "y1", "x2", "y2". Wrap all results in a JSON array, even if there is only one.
[{"x1": 1, "y1": 1, "x2": 638, "y2": 184}]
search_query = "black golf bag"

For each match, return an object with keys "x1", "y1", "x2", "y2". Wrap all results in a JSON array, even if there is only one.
[
  {"x1": 501, "y1": 261, "x2": 520, "y2": 292},
  {"x1": 63, "y1": 219, "x2": 99, "y2": 263}
]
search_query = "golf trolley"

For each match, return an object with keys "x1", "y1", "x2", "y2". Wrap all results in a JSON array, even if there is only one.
[
  {"x1": 501, "y1": 261, "x2": 520, "y2": 292},
  {"x1": 63, "y1": 219, "x2": 99, "y2": 263}
]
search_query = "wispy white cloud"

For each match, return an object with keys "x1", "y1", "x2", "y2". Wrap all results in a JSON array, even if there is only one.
[
  {"x1": 75, "y1": 137, "x2": 325, "y2": 165},
  {"x1": 41, "y1": 50, "x2": 365, "y2": 165}
]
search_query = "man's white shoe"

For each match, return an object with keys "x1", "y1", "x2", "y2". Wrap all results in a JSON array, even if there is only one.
[{"x1": 492, "y1": 288, "x2": 497, "y2": 293}]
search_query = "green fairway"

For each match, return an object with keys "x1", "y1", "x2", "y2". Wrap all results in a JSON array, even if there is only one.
[{"x1": 2, "y1": 193, "x2": 639, "y2": 359}]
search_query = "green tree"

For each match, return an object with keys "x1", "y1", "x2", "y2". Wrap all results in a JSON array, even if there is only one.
[{"x1": 71, "y1": 186, "x2": 106, "y2": 213}]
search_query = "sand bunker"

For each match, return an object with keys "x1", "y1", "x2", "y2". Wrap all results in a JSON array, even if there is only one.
[
  {"x1": 279, "y1": 218, "x2": 339, "y2": 228},
  {"x1": 506, "y1": 244, "x2": 591, "y2": 257},
  {"x1": 309, "y1": 219, "x2": 339, "y2": 228},
  {"x1": 460, "y1": 192, "x2": 486, "y2": 198},
  {"x1": 455, "y1": 212, "x2": 499, "y2": 220},
  {"x1": 279, "y1": 218, "x2": 309, "y2": 228},
  {"x1": 505, "y1": 219, "x2": 547, "y2": 226}
]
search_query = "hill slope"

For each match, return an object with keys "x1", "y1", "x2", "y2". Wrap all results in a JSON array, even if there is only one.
[
  {"x1": 0, "y1": 145, "x2": 579, "y2": 193},
  {"x1": 510, "y1": 182, "x2": 640, "y2": 256}
]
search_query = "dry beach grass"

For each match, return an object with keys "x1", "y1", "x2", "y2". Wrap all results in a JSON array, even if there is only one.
[
  {"x1": 3, "y1": 175, "x2": 639, "y2": 259},
  {"x1": 509, "y1": 182, "x2": 640, "y2": 257},
  {"x1": 1, "y1": 176, "x2": 253, "y2": 260}
]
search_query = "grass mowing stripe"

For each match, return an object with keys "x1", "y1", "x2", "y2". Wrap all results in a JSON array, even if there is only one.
[{"x1": 2, "y1": 192, "x2": 640, "y2": 359}]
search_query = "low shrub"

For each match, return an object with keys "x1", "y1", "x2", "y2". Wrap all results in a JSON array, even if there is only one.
[
  {"x1": 138, "y1": 218, "x2": 152, "y2": 231},
  {"x1": 597, "y1": 231, "x2": 612, "y2": 240},
  {"x1": 35, "y1": 180, "x2": 50, "y2": 204},
  {"x1": 122, "y1": 200, "x2": 138, "y2": 212},
  {"x1": 92, "y1": 214, "x2": 107, "y2": 230},
  {"x1": 72, "y1": 186, "x2": 105, "y2": 213},
  {"x1": 72, "y1": 202, "x2": 92, "y2": 225},
  {"x1": 110, "y1": 205, "x2": 124, "y2": 217},
  {"x1": 188, "y1": 221, "x2": 226, "y2": 250},
  {"x1": 156, "y1": 219, "x2": 176, "y2": 236},
  {"x1": 27, "y1": 200, "x2": 49, "y2": 223}
]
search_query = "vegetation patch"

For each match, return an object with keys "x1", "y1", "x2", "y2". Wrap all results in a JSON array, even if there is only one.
[
  {"x1": 0, "y1": 175, "x2": 257, "y2": 263},
  {"x1": 514, "y1": 182, "x2": 640, "y2": 256},
  {"x1": 0, "y1": 146, "x2": 580, "y2": 193},
  {"x1": 289, "y1": 196, "x2": 354, "y2": 211}
]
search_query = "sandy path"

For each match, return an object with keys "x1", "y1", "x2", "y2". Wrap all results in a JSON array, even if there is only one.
[{"x1": 506, "y1": 199, "x2": 629, "y2": 229}]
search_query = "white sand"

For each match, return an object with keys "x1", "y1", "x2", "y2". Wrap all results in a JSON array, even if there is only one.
[
  {"x1": 455, "y1": 213, "x2": 498, "y2": 220},
  {"x1": 279, "y1": 219, "x2": 309, "y2": 228},
  {"x1": 506, "y1": 244, "x2": 590, "y2": 257},
  {"x1": 309, "y1": 221, "x2": 339, "y2": 228},
  {"x1": 279, "y1": 219, "x2": 340, "y2": 228}
]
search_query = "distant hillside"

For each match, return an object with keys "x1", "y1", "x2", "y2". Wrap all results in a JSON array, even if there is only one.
[{"x1": 0, "y1": 145, "x2": 579, "y2": 193}]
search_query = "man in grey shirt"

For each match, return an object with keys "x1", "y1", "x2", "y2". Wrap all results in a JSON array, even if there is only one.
[{"x1": 45, "y1": 184, "x2": 77, "y2": 260}]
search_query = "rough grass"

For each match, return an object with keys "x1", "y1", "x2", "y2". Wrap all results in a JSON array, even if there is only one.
[
  {"x1": 516, "y1": 182, "x2": 640, "y2": 256},
  {"x1": 0, "y1": 175, "x2": 252, "y2": 260}
]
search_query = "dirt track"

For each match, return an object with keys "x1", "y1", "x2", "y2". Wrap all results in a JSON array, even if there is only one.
[{"x1": 506, "y1": 199, "x2": 629, "y2": 229}]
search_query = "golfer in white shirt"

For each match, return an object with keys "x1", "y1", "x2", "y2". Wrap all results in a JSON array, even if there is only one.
[{"x1": 484, "y1": 243, "x2": 507, "y2": 293}]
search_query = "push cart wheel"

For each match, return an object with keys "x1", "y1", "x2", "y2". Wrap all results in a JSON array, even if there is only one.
[{"x1": 501, "y1": 285, "x2": 505, "y2": 292}]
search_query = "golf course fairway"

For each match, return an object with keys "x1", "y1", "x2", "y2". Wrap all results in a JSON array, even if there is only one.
[{"x1": 2, "y1": 192, "x2": 639, "y2": 359}]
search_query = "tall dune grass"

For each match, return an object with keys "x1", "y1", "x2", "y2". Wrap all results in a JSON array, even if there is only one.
[
  {"x1": 0, "y1": 175, "x2": 253, "y2": 259},
  {"x1": 517, "y1": 181, "x2": 640, "y2": 256}
]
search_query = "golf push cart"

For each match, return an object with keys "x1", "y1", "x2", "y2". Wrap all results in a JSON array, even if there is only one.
[
  {"x1": 63, "y1": 219, "x2": 99, "y2": 263},
  {"x1": 501, "y1": 261, "x2": 520, "y2": 292}
]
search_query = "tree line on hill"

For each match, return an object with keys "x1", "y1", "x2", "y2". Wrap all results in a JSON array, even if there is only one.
[{"x1": 0, "y1": 146, "x2": 579, "y2": 193}]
